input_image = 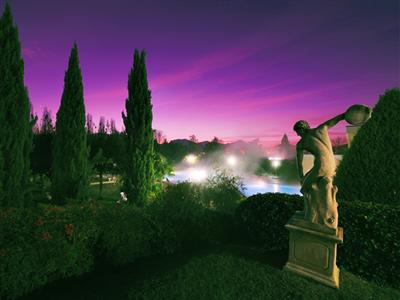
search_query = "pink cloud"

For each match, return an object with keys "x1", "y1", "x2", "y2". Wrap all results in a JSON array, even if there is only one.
[{"x1": 152, "y1": 46, "x2": 261, "y2": 89}]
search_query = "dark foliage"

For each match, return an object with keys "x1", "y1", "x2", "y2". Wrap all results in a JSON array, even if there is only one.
[
  {"x1": 51, "y1": 44, "x2": 89, "y2": 204},
  {"x1": 0, "y1": 3, "x2": 33, "y2": 207},
  {"x1": 0, "y1": 183, "x2": 235, "y2": 299},
  {"x1": 122, "y1": 50, "x2": 154, "y2": 206},
  {"x1": 95, "y1": 204, "x2": 160, "y2": 265},
  {"x1": 235, "y1": 193, "x2": 303, "y2": 250},
  {"x1": 256, "y1": 158, "x2": 298, "y2": 182},
  {"x1": 337, "y1": 200, "x2": 400, "y2": 287},
  {"x1": 0, "y1": 205, "x2": 98, "y2": 299},
  {"x1": 235, "y1": 193, "x2": 400, "y2": 287},
  {"x1": 204, "y1": 137, "x2": 224, "y2": 154},
  {"x1": 31, "y1": 108, "x2": 54, "y2": 177},
  {"x1": 148, "y1": 182, "x2": 236, "y2": 253},
  {"x1": 335, "y1": 88, "x2": 400, "y2": 205},
  {"x1": 155, "y1": 140, "x2": 199, "y2": 164}
]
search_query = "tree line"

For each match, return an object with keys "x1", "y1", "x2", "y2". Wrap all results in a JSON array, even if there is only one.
[{"x1": 0, "y1": 3, "x2": 158, "y2": 207}]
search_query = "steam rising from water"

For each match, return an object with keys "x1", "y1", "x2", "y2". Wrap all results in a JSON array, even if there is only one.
[{"x1": 166, "y1": 146, "x2": 301, "y2": 196}]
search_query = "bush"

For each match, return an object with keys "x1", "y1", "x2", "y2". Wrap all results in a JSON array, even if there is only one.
[
  {"x1": 95, "y1": 204, "x2": 160, "y2": 265},
  {"x1": 235, "y1": 193, "x2": 303, "y2": 250},
  {"x1": 202, "y1": 169, "x2": 245, "y2": 213},
  {"x1": 335, "y1": 88, "x2": 400, "y2": 205},
  {"x1": 0, "y1": 204, "x2": 98, "y2": 299},
  {"x1": 235, "y1": 193, "x2": 400, "y2": 287},
  {"x1": 0, "y1": 179, "x2": 239, "y2": 299},
  {"x1": 148, "y1": 182, "x2": 236, "y2": 253},
  {"x1": 0, "y1": 202, "x2": 169, "y2": 299},
  {"x1": 338, "y1": 201, "x2": 400, "y2": 287}
]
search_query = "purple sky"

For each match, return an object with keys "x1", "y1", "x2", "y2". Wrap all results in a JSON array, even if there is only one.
[{"x1": 9, "y1": 0, "x2": 400, "y2": 147}]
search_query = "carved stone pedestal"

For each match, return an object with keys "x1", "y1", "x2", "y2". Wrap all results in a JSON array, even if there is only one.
[{"x1": 284, "y1": 211, "x2": 343, "y2": 289}]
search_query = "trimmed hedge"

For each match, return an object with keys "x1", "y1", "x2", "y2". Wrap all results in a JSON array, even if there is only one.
[
  {"x1": 335, "y1": 88, "x2": 400, "y2": 205},
  {"x1": 338, "y1": 201, "x2": 400, "y2": 287},
  {"x1": 235, "y1": 193, "x2": 400, "y2": 288},
  {"x1": 234, "y1": 193, "x2": 303, "y2": 250}
]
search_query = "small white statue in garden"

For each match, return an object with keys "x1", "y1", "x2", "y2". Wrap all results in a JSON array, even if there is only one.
[
  {"x1": 294, "y1": 104, "x2": 371, "y2": 229},
  {"x1": 117, "y1": 192, "x2": 128, "y2": 204}
]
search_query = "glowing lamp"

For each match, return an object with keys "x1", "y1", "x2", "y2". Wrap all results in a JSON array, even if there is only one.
[
  {"x1": 185, "y1": 154, "x2": 198, "y2": 164},
  {"x1": 226, "y1": 155, "x2": 237, "y2": 167},
  {"x1": 271, "y1": 159, "x2": 281, "y2": 168}
]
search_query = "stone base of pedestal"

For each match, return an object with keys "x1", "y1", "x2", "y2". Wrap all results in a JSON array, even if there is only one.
[{"x1": 284, "y1": 211, "x2": 343, "y2": 289}]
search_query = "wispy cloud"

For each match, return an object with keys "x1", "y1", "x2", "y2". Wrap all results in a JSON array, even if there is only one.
[{"x1": 152, "y1": 46, "x2": 261, "y2": 89}]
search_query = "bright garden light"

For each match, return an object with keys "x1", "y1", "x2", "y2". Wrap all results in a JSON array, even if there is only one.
[
  {"x1": 189, "y1": 168, "x2": 207, "y2": 182},
  {"x1": 271, "y1": 159, "x2": 281, "y2": 168},
  {"x1": 226, "y1": 155, "x2": 237, "y2": 167},
  {"x1": 185, "y1": 154, "x2": 198, "y2": 164}
]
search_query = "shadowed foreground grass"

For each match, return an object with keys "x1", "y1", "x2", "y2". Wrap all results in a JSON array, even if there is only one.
[
  {"x1": 23, "y1": 244, "x2": 399, "y2": 300},
  {"x1": 128, "y1": 254, "x2": 398, "y2": 300}
]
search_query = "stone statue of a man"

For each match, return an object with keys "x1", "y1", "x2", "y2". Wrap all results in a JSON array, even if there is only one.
[{"x1": 293, "y1": 114, "x2": 345, "y2": 229}]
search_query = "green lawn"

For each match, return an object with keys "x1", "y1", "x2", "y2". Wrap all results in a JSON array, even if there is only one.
[
  {"x1": 23, "y1": 244, "x2": 399, "y2": 300},
  {"x1": 127, "y1": 253, "x2": 399, "y2": 300},
  {"x1": 88, "y1": 181, "x2": 121, "y2": 203}
]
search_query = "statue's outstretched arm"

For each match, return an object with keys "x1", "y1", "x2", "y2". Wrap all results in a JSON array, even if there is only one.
[{"x1": 317, "y1": 113, "x2": 345, "y2": 129}]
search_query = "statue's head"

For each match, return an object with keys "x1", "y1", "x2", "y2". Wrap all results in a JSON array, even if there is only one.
[{"x1": 293, "y1": 120, "x2": 310, "y2": 137}]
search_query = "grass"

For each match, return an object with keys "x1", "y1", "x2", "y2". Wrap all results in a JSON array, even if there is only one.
[
  {"x1": 127, "y1": 252, "x2": 399, "y2": 300},
  {"x1": 88, "y1": 181, "x2": 121, "y2": 203},
  {"x1": 22, "y1": 244, "x2": 399, "y2": 300}
]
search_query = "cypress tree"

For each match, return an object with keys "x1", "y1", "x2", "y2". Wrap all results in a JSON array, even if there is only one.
[
  {"x1": 335, "y1": 88, "x2": 400, "y2": 205},
  {"x1": 52, "y1": 44, "x2": 89, "y2": 204},
  {"x1": 0, "y1": 3, "x2": 33, "y2": 207},
  {"x1": 122, "y1": 50, "x2": 154, "y2": 206}
]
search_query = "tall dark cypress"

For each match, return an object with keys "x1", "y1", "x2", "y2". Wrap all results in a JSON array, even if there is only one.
[
  {"x1": 0, "y1": 3, "x2": 32, "y2": 207},
  {"x1": 52, "y1": 44, "x2": 89, "y2": 204},
  {"x1": 122, "y1": 50, "x2": 154, "y2": 206}
]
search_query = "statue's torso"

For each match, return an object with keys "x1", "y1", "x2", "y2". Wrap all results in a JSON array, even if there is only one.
[{"x1": 299, "y1": 126, "x2": 336, "y2": 177}]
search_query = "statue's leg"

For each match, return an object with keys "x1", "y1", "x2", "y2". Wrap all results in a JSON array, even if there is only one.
[
  {"x1": 303, "y1": 192, "x2": 311, "y2": 221},
  {"x1": 330, "y1": 184, "x2": 339, "y2": 228},
  {"x1": 317, "y1": 176, "x2": 338, "y2": 229},
  {"x1": 301, "y1": 169, "x2": 318, "y2": 223},
  {"x1": 309, "y1": 182, "x2": 319, "y2": 223}
]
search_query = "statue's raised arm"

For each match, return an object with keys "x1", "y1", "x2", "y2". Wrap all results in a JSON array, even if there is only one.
[{"x1": 317, "y1": 113, "x2": 346, "y2": 129}]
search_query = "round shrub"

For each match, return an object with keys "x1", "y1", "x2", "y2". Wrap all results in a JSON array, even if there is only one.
[
  {"x1": 235, "y1": 193, "x2": 303, "y2": 250},
  {"x1": 335, "y1": 88, "x2": 400, "y2": 205}
]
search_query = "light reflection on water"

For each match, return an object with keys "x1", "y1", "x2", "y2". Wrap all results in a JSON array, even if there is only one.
[
  {"x1": 165, "y1": 169, "x2": 301, "y2": 197},
  {"x1": 241, "y1": 181, "x2": 301, "y2": 197}
]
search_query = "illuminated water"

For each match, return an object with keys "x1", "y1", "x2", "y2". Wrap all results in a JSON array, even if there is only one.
[
  {"x1": 165, "y1": 169, "x2": 301, "y2": 197},
  {"x1": 241, "y1": 180, "x2": 301, "y2": 196}
]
